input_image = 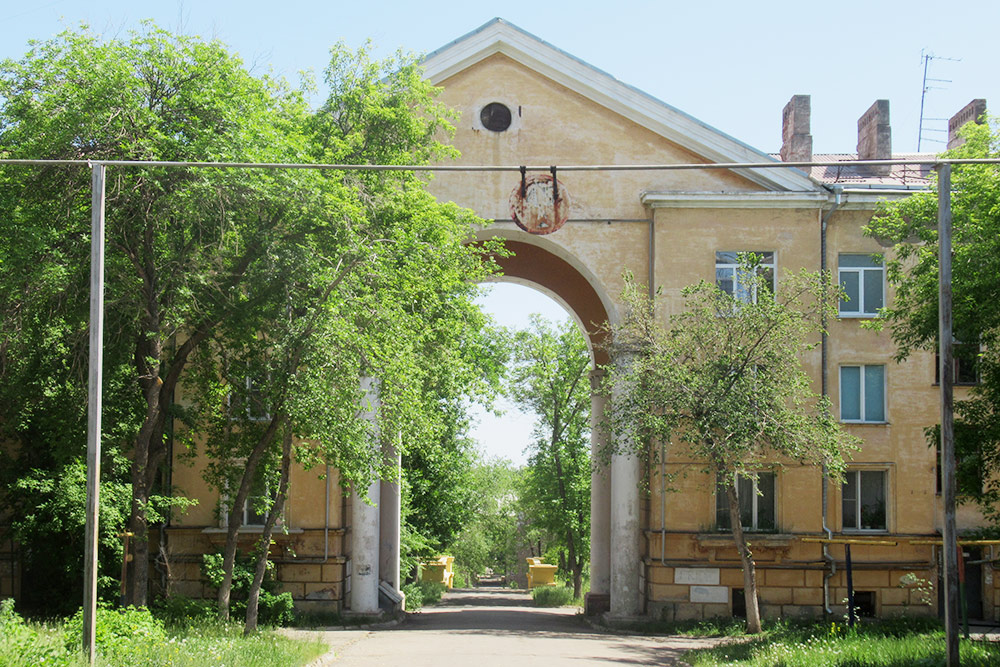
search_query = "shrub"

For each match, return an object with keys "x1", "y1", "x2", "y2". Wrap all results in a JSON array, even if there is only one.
[
  {"x1": 402, "y1": 580, "x2": 448, "y2": 611},
  {"x1": 417, "y1": 580, "x2": 447, "y2": 605},
  {"x1": 532, "y1": 586, "x2": 574, "y2": 607},
  {"x1": 452, "y1": 571, "x2": 468, "y2": 588},
  {"x1": 402, "y1": 582, "x2": 424, "y2": 610},
  {"x1": 151, "y1": 594, "x2": 215, "y2": 627},
  {"x1": 0, "y1": 599, "x2": 75, "y2": 666},
  {"x1": 201, "y1": 550, "x2": 295, "y2": 626},
  {"x1": 64, "y1": 604, "x2": 167, "y2": 659}
]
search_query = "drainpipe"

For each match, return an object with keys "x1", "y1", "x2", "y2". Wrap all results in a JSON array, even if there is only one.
[
  {"x1": 649, "y1": 210, "x2": 667, "y2": 566},
  {"x1": 820, "y1": 186, "x2": 843, "y2": 615},
  {"x1": 324, "y1": 464, "x2": 331, "y2": 562}
]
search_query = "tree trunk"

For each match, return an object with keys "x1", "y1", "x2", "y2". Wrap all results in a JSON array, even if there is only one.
[
  {"x1": 245, "y1": 426, "x2": 292, "y2": 634},
  {"x1": 572, "y1": 560, "x2": 583, "y2": 600},
  {"x1": 727, "y1": 483, "x2": 762, "y2": 633},
  {"x1": 217, "y1": 413, "x2": 286, "y2": 619}
]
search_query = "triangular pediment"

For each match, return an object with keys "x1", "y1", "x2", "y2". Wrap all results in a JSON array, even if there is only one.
[{"x1": 423, "y1": 19, "x2": 820, "y2": 193}]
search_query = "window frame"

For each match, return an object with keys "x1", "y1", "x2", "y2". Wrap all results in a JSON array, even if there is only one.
[
  {"x1": 837, "y1": 253, "x2": 885, "y2": 318},
  {"x1": 218, "y1": 472, "x2": 278, "y2": 530},
  {"x1": 935, "y1": 342, "x2": 981, "y2": 386},
  {"x1": 715, "y1": 251, "x2": 776, "y2": 305},
  {"x1": 839, "y1": 364, "x2": 887, "y2": 423},
  {"x1": 842, "y1": 468, "x2": 888, "y2": 533},
  {"x1": 716, "y1": 471, "x2": 777, "y2": 532}
]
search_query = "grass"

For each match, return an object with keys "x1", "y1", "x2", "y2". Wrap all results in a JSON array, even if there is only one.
[
  {"x1": 0, "y1": 600, "x2": 328, "y2": 667},
  {"x1": 531, "y1": 585, "x2": 575, "y2": 607},
  {"x1": 681, "y1": 617, "x2": 1000, "y2": 667}
]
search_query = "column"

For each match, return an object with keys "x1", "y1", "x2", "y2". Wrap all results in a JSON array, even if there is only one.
[
  {"x1": 350, "y1": 376, "x2": 381, "y2": 614},
  {"x1": 379, "y1": 434, "x2": 401, "y2": 593},
  {"x1": 586, "y1": 369, "x2": 611, "y2": 615},
  {"x1": 610, "y1": 356, "x2": 642, "y2": 619}
]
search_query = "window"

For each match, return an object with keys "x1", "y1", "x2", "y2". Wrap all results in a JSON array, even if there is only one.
[
  {"x1": 242, "y1": 496, "x2": 268, "y2": 527},
  {"x1": 935, "y1": 342, "x2": 981, "y2": 385},
  {"x1": 716, "y1": 472, "x2": 776, "y2": 531},
  {"x1": 842, "y1": 469, "x2": 887, "y2": 531},
  {"x1": 716, "y1": 251, "x2": 775, "y2": 304},
  {"x1": 220, "y1": 490, "x2": 273, "y2": 528},
  {"x1": 228, "y1": 375, "x2": 272, "y2": 422},
  {"x1": 838, "y1": 254, "x2": 884, "y2": 317},
  {"x1": 480, "y1": 102, "x2": 512, "y2": 132},
  {"x1": 840, "y1": 365, "x2": 885, "y2": 422}
]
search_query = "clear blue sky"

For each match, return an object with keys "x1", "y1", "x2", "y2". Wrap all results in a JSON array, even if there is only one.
[
  {"x1": 3, "y1": 0, "x2": 997, "y2": 463},
  {"x1": 2, "y1": 1, "x2": 997, "y2": 153}
]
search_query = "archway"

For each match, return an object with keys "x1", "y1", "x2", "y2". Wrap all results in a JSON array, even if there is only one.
[{"x1": 472, "y1": 231, "x2": 614, "y2": 614}]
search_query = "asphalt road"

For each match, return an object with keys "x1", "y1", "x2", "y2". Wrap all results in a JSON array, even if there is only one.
[{"x1": 294, "y1": 588, "x2": 727, "y2": 666}]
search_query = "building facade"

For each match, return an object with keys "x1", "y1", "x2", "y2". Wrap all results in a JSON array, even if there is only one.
[{"x1": 163, "y1": 19, "x2": 995, "y2": 622}]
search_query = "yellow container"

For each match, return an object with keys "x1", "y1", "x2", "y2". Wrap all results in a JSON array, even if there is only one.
[
  {"x1": 526, "y1": 558, "x2": 558, "y2": 588},
  {"x1": 419, "y1": 555, "x2": 455, "y2": 588}
]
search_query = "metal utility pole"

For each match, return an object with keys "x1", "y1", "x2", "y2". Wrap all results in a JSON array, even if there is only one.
[
  {"x1": 937, "y1": 162, "x2": 959, "y2": 666},
  {"x1": 83, "y1": 163, "x2": 106, "y2": 664}
]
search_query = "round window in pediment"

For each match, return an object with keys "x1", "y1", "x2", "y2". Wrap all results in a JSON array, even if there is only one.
[{"x1": 480, "y1": 102, "x2": 512, "y2": 132}]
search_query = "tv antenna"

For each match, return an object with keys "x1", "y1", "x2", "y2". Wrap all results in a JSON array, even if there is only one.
[{"x1": 918, "y1": 50, "x2": 961, "y2": 151}]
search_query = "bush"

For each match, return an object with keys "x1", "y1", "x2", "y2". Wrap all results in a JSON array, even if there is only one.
[
  {"x1": 64, "y1": 604, "x2": 167, "y2": 659},
  {"x1": 151, "y1": 594, "x2": 215, "y2": 627},
  {"x1": 452, "y1": 571, "x2": 468, "y2": 588},
  {"x1": 402, "y1": 582, "x2": 424, "y2": 610},
  {"x1": 532, "y1": 586, "x2": 574, "y2": 607},
  {"x1": 201, "y1": 550, "x2": 295, "y2": 626},
  {"x1": 0, "y1": 599, "x2": 75, "y2": 666},
  {"x1": 402, "y1": 580, "x2": 448, "y2": 611}
]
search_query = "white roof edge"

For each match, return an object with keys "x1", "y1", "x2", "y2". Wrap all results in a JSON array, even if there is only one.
[
  {"x1": 641, "y1": 191, "x2": 831, "y2": 209},
  {"x1": 423, "y1": 19, "x2": 821, "y2": 194}
]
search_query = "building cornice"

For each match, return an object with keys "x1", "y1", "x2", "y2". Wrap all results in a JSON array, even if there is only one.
[
  {"x1": 641, "y1": 191, "x2": 829, "y2": 209},
  {"x1": 640, "y1": 188, "x2": 921, "y2": 210}
]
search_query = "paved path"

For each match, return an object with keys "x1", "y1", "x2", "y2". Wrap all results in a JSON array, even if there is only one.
[{"x1": 297, "y1": 589, "x2": 727, "y2": 666}]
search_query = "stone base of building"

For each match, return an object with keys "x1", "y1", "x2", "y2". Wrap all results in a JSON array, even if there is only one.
[
  {"x1": 161, "y1": 526, "x2": 348, "y2": 611},
  {"x1": 584, "y1": 592, "x2": 610, "y2": 616}
]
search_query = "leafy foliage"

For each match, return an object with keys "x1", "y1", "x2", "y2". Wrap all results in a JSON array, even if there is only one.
[
  {"x1": 866, "y1": 120, "x2": 1000, "y2": 523},
  {"x1": 447, "y1": 457, "x2": 522, "y2": 583},
  {"x1": 201, "y1": 552, "x2": 295, "y2": 627},
  {"x1": 607, "y1": 266, "x2": 858, "y2": 632},
  {"x1": 531, "y1": 585, "x2": 574, "y2": 607},
  {"x1": 508, "y1": 315, "x2": 591, "y2": 597}
]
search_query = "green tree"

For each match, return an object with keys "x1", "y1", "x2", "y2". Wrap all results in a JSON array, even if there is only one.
[
  {"x1": 448, "y1": 458, "x2": 521, "y2": 585},
  {"x1": 1, "y1": 24, "x2": 321, "y2": 606},
  {"x1": 178, "y1": 42, "x2": 502, "y2": 626},
  {"x1": 865, "y1": 119, "x2": 1000, "y2": 521},
  {"x1": 0, "y1": 25, "x2": 503, "y2": 613},
  {"x1": 607, "y1": 267, "x2": 857, "y2": 633},
  {"x1": 508, "y1": 315, "x2": 591, "y2": 598}
]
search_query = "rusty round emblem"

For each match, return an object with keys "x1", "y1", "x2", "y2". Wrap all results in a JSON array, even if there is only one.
[{"x1": 509, "y1": 174, "x2": 571, "y2": 235}]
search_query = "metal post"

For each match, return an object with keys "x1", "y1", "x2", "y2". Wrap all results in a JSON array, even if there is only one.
[
  {"x1": 845, "y1": 543, "x2": 856, "y2": 628},
  {"x1": 83, "y1": 162, "x2": 106, "y2": 664},
  {"x1": 937, "y1": 162, "x2": 959, "y2": 667},
  {"x1": 957, "y1": 544, "x2": 968, "y2": 638}
]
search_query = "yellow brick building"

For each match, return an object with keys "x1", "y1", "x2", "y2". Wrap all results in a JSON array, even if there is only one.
[{"x1": 165, "y1": 19, "x2": 995, "y2": 621}]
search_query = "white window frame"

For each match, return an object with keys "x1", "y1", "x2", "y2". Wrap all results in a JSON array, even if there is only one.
[
  {"x1": 227, "y1": 375, "x2": 272, "y2": 422},
  {"x1": 838, "y1": 253, "x2": 884, "y2": 318},
  {"x1": 219, "y1": 472, "x2": 278, "y2": 530},
  {"x1": 839, "y1": 364, "x2": 886, "y2": 423},
  {"x1": 842, "y1": 469, "x2": 888, "y2": 532},
  {"x1": 716, "y1": 472, "x2": 777, "y2": 532},
  {"x1": 715, "y1": 251, "x2": 776, "y2": 305}
]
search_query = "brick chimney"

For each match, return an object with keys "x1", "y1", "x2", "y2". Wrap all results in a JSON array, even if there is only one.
[
  {"x1": 780, "y1": 95, "x2": 812, "y2": 163},
  {"x1": 857, "y1": 100, "x2": 891, "y2": 176},
  {"x1": 947, "y1": 99, "x2": 987, "y2": 149}
]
